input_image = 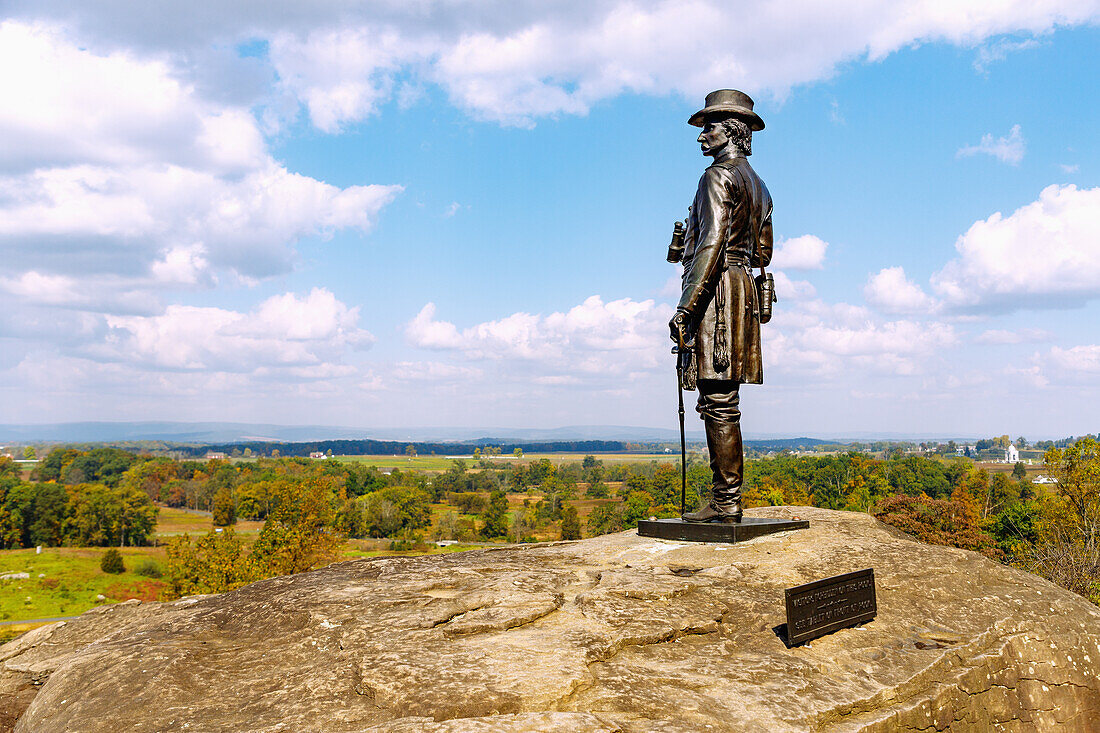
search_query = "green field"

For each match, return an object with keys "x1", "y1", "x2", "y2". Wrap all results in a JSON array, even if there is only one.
[
  {"x1": 154, "y1": 506, "x2": 264, "y2": 537},
  {"x1": 0, "y1": 507, "x2": 269, "y2": 636},
  {"x1": 0, "y1": 546, "x2": 168, "y2": 640},
  {"x1": 333, "y1": 455, "x2": 463, "y2": 470}
]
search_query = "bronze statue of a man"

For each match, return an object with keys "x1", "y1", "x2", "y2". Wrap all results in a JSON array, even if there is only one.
[{"x1": 669, "y1": 89, "x2": 773, "y2": 524}]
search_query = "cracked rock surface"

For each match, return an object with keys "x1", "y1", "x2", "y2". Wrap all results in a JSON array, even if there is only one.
[{"x1": 3, "y1": 507, "x2": 1100, "y2": 732}]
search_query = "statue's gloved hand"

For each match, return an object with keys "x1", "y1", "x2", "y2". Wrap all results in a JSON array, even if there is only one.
[{"x1": 668, "y1": 310, "x2": 692, "y2": 349}]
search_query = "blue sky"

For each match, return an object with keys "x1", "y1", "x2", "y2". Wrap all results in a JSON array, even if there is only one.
[{"x1": 0, "y1": 2, "x2": 1097, "y2": 438}]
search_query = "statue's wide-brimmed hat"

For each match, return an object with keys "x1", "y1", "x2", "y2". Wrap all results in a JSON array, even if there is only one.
[{"x1": 689, "y1": 89, "x2": 764, "y2": 131}]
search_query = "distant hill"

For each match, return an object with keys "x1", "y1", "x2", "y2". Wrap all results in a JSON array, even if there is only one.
[
  {"x1": 0, "y1": 421, "x2": 978, "y2": 449},
  {"x1": 179, "y1": 438, "x2": 643, "y2": 458},
  {"x1": 0, "y1": 421, "x2": 707, "y2": 445},
  {"x1": 172, "y1": 436, "x2": 835, "y2": 458}
]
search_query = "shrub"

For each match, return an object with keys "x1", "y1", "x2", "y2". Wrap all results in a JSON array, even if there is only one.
[
  {"x1": 100, "y1": 548, "x2": 125, "y2": 574},
  {"x1": 134, "y1": 559, "x2": 163, "y2": 578}
]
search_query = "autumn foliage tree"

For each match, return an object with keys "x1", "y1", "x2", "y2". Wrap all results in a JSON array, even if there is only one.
[
  {"x1": 212, "y1": 486, "x2": 236, "y2": 527},
  {"x1": 873, "y1": 493, "x2": 1002, "y2": 560},
  {"x1": 1019, "y1": 439, "x2": 1100, "y2": 602},
  {"x1": 164, "y1": 476, "x2": 345, "y2": 598}
]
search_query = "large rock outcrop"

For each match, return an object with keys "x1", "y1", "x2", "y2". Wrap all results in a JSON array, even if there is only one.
[{"x1": 3, "y1": 507, "x2": 1100, "y2": 732}]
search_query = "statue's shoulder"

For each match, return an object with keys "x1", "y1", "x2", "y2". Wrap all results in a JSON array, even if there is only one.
[
  {"x1": 698, "y1": 161, "x2": 735, "y2": 187},
  {"x1": 719, "y1": 157, "x2": 768, "y2": 197}
]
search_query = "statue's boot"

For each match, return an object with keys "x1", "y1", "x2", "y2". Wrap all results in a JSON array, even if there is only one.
[{"x1": 683, "y1": 417, "x2": 743, "y2": 523}]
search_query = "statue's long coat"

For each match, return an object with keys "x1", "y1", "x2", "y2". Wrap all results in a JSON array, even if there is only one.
[{"x1": 677, "y1": 150, "x2": 773, "y2": 384}]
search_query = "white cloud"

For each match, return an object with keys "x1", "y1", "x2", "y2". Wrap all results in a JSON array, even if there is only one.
[
  {"x1": 0, "y1": 21, "x2": 401, "y2": 315},
  {"x1": 863, "y1": 266, "x2": 938, "y2": 314},
  {"x1": 406, "y1": 303, "x2": 465, "y2": 350},
  {"x1": 406, "y1": 295, "x2": 672, "y2": 376},
  {"x1": 767, "y1": 235, "x2": 826, "y2": 303},
  {"x1": 943, "y1": 371, "x2": 992, "y2": 389},
  {"x1": 773, "y1": 319, "x2": 956, "y2": 377},
  {"x1": 772, "y1": 235, "x2": 828, "y2": 270},
  {"x1": 764, "y1": 298, "x2": 957, "y2": 377},
  {"x1": 957, "y1": 124, "x2": 1026, "y2": 164},
  {"x1": 2, "y1": 272, "x2": 79, "y2": 306},
  {"x1": 428, "y1": 2, "x2": 1100, "y2": 125},
  {"x1": 932, "y1": 184, "x2": 1100, "y2": 312},
  {"x1": 100, "y1": 288, "x2": 372, "y2": 373},
  {"x1": 659, "y1": 273, "x2": 682, "y2": 299},
  {"x1": 268, "y1": 28, "x2": 433, "y2": 133},
  {"x1": 9, "y1": 2, "x2": 1099, "y2": 129},
  {"x1": 976, "y1": 328, "x2": 1052, "y2": 344},
  {"x1": 1003, "y1": 364, "x2": 1050, "y2": 389},
  {"x1": 0, "y1": 271, "x2": 157, "y2": 314},
  {"x1": 150, "y1": 244, "x2": 213, "y2": 287},
  {"x1": 0, "y1": 162, "x2": 399, "y2": 298},
  {"x1": 407, "y1": 291, "x2": 958, "y2": 389},
  {"x1": 0, "y1": 22, "x2": 264, "y2": 174},
  {"x1": 772, "y1": 271, "x2": 817, "y2": 301},
  {"x1": 973, "y1": 37, "x2": 1040, "y2": 73},
  {"x1": 392, "y1": 361, "x2": 484, "y2": 381},
  {"x1": 1049, "y1": 344, "x2": 1100, "y2": 373},
  {"x1": 829, "y1": 99, "x2": 845, "y2": 125},
  {"x1": 1061, "y1": 163, "x2": 1079, "y2": 173}
]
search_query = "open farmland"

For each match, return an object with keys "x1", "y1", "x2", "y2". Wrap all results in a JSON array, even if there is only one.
[
  {"x1": 155, "y1": 506, "x2": 264, "y2": 537},
  {"x1": 334, "y1": 452, "x2": 682, "y2": 471}
]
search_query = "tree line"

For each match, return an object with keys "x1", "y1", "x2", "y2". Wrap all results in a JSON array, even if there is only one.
[
  {"x1": 0, "y1": 453, "x2": 157, "y2": 548},
  {"x1": 179, "y1": 438, "x2": 633, "y2": 459}
]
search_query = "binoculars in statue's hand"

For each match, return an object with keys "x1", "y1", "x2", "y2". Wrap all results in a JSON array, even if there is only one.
[{"x1": 666, "y1": 221, "x2": 685, "y2": 263}]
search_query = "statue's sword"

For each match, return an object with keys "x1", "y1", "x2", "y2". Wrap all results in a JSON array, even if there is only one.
[{"x1": 673, "y1": 346, "x2": 687, "y2": 515}]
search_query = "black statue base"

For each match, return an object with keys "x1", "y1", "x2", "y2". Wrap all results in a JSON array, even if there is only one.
[{"x1": 637, "y1": 516, "x2": 809, "y2": 543}]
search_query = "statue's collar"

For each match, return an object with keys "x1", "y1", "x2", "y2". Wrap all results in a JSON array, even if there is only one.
[{"x1": 710, "y1": 149, "x2": 744, "y2": 166}]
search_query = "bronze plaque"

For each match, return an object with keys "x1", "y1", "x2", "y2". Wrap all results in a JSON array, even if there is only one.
[{"x1": 784, "y1": 568, "x2": 876, "y2": 646}]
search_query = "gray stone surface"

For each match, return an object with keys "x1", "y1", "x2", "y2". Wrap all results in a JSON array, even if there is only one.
[{"x1": 3, "y1": 507, "x2": 1100, "y2": 732}]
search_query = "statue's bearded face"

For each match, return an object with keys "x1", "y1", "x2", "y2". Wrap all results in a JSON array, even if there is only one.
[{"x1": 697, "y1": 119, "x2": 729, "y2": 157}]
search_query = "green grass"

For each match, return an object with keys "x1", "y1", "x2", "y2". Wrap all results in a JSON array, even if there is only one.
[
  {"x1": 155, "y1": 506, "x2": 213, "y2": 533},
  {"x1": 333, "y1": 455, "x2": 460, "y2": 470},
  {"x1": 155, "y1": 506, "x2": 264, "y2": 537},
  {"x1": 0, "y1": 547, "x2": 168, "y2": 625}
]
